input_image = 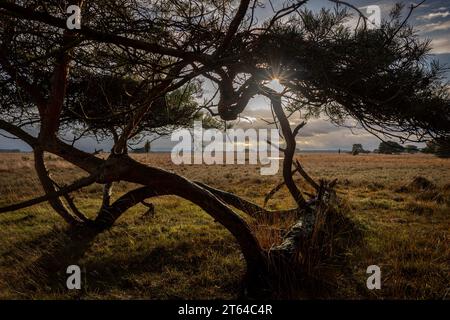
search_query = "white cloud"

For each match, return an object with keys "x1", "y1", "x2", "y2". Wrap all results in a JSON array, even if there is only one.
[
  {"x1": 295, "y1": 126, "x2": 381, "y2": 151},
  {"x1": 418, "y1": 11, "x2": 450, "y2": 20},
  {"x1": 418, "y1": 20, "x2": 450, "y2": 33},
  {"x1": 431, "y1": 37, "x2": 450, "y2": 54},
  {"x1": 238, "y1": 116, "x2": 257, "y2": 124}
]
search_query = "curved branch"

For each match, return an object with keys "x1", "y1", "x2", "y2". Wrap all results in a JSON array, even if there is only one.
[
  {"x1": 106, "y1": 156, "x2": 268, "y2": 273},
  {"x1": 51, "y1": 179, "x2": 90, "y2": 222},
  {"x1": 294, "y1": 160, "x2": 319, "y2": 191},
  {"x1": 0, "y1": 173, "x2": 98, "y2": 214},
  {"x1": 263, "y1": 166, "x2": 300, "y2": 208},
  {"x1": 94, "y1": 186, "x2": 167, "y2": 228},
  {"x1": 0, "y1": 119, "x2": 38, "y2": 148},
  {"x1": 264, "y1": 90, "x2": 307, "y2": 207},
  {"x1": 195, "y1": 181, "x2": 298, "y2": 219},
  {"x1": 44, "y1": 138, "x2": 104, "y2": 173},
  {"x1": 34, "y1": 148, "x2": 81, "y2": 225}
]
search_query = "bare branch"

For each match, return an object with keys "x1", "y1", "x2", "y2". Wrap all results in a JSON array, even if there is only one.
[
  {"x1": 217, "y1": 0, "x2": 251, "y2": 53},
  {"x1": 0, "y1": 119, "x2": 38, "y2": 147},
  {"x1": 0, "y1": 2, "x2": 213, "y2": 64},
  {"x1": 0, "y1": 172, "x2": 98, "y2": 214},
  {"x1": 294, "y1": 160, "x2": 319, "y2": 191}
]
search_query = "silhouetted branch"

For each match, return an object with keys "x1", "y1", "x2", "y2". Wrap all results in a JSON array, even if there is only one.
[{"x1": 0, "y1": 173, "x2": 98, "y2": 214}]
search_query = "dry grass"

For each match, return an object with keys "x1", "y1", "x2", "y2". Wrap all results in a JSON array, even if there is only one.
[{"x1": 0, "y1": 152, "x2": 449, "y2": 299}]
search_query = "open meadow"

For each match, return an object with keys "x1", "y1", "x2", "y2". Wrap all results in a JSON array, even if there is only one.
[{"x1": 0, "y1": 152, "x2": 449, "y2": 299}]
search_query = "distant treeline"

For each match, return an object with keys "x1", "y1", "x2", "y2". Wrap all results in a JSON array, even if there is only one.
[{"x1": 350, "y1": 139, "x2": 449, "y2": 158}]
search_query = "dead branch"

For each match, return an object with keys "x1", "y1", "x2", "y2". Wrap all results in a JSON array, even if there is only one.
[
  {"x1": 0, "y1": 172, "x2": 98, "y2": 214},
  {"x1": 94, "y1": 186, "x2": 166, "y2": 228},
  {"x1": 51, "y1": 179, "x2": 90, "y2": 222},
  {"x1": 195, "y1": 181, "x2": 298, "y2": 219},
  {"x1": 263, "y1": 167, "x2": 300, "y2": 208},
  {"x1": 294, "y1": 160, "x2": 320, "y2": 191}
]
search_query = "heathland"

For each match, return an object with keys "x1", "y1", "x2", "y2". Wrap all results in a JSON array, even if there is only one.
[{"x1": 0, "y1": 153, "x2": 448, "y2": 299}]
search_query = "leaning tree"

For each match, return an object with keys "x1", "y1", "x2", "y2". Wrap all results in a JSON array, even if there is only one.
[{"x1": 1, "y1": 0, "x2": 449, "y2": 295}]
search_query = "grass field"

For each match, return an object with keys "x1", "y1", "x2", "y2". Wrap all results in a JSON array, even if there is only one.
[{"x1": 0, "y1": 152, "x2": 449, "y2": 299}]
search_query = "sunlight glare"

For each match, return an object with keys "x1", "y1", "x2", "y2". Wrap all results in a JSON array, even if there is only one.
[{"x1": 267, "y1": 78, "x2": 284, "y2": 93}]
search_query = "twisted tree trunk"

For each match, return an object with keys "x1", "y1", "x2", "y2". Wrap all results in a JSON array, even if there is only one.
[{"x1": 0, "y1": 100, "x2": 334, "y2": 297}]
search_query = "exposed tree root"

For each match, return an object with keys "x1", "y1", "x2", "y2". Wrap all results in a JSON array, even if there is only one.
[{"x1": 263, "y1": 190, "x2": 363, "y2": 298}]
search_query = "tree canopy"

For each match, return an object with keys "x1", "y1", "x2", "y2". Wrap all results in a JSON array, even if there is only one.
[
  {"x1": 1, "y1": 1, "x2": 449, "y2": 147},
  {"x1": 378, "y1": 140, "x2": 404, "y2": 154}
]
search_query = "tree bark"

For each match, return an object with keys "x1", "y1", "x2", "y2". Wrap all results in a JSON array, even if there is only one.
[
  {"x1": 270, "y1": 94, "x2": 307, "y2": 207},
  {"x1": 34, "y1": 148, "x2": 80, "y2": 225},
  {"x1": 111, "y1": 156, "x2": 268, "y2": 276}
]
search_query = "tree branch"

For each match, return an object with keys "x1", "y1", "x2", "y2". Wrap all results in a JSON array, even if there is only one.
[
  {"x1": 217, "y1": 0, "x2": 251, "y2": 54},
  {"x1": 0, "y1": 2, "x2": 213, "y2": 65},
  {"x1": 34, "y1": 148, "x2": 81, "y2": 224},
  {"x1": 0, "y1": 172, "x2": 98, "y2": 214},
  {"x1": 194, "y1": 181, "x2": 298, "y2": 219},
  {"x1": 0, "y1": 47, "x2": 46, "y2": 110},
  {"x1": 0, "y1": 119, "x2": 38, "y2": 148},
  {"x1": 51, "y1": 178, "x2": 90, "y2": 222},
  {"x1": 294, "y1": 160, "x2": 319, "y2": 191},
  {"x1": 262, "y1": 88, "x2": 307, "y2": 207}
]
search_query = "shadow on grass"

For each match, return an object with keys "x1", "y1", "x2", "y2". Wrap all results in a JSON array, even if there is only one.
[
  {"x1": 15, "y1": 225, "x2": 99, "y2": 295},
  {"x1": 12, "y1": 225, "x2": 242, "y2": 299}
]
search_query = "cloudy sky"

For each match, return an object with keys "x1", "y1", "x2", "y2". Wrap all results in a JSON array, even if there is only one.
[
  {"x1": 237, "y1": 0, "x2": 450, "y2": 152},
  {"x1": 1, "y1": 0, "x2": 449, "y2": 152}
]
